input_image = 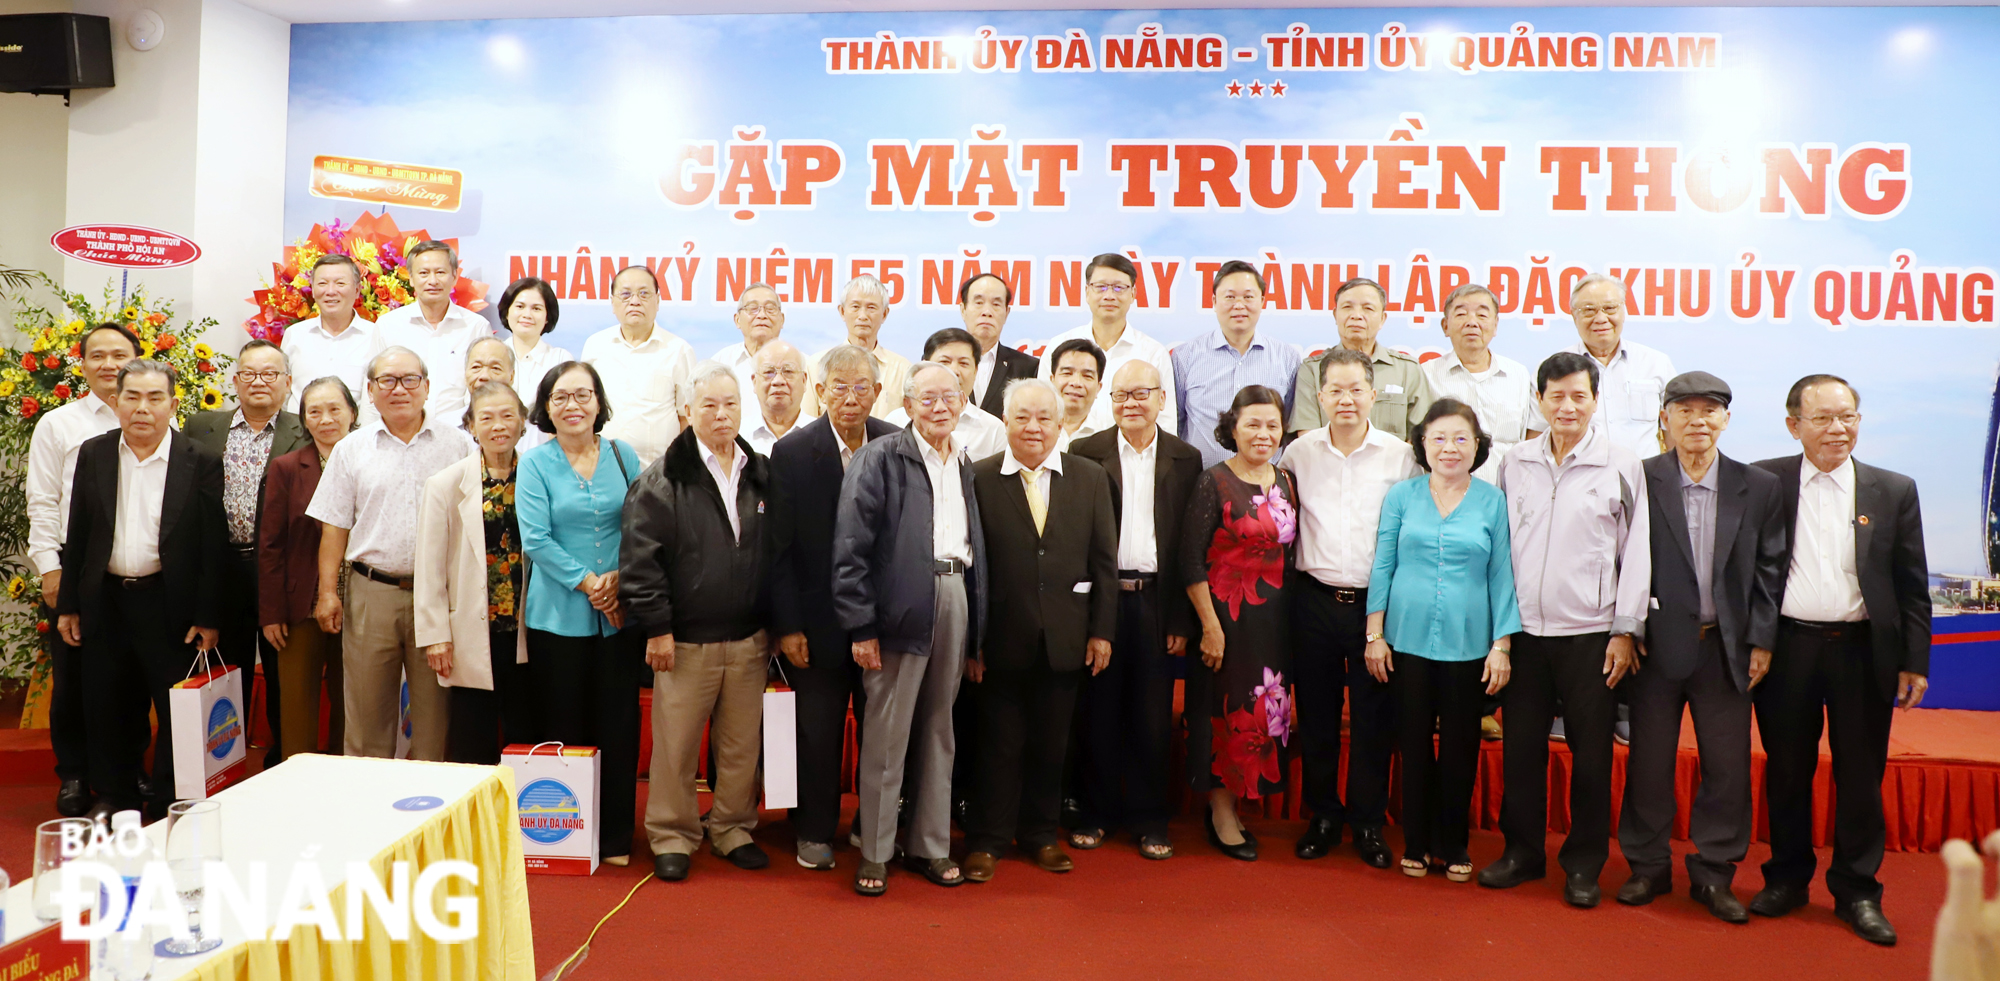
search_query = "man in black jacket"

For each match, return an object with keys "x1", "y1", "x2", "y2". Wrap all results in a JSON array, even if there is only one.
[
  {"x1": 961, "y1": 272, "x2": 1040, "y2": 417},
  {"x1": 622, "y1": 362, "x2": 773, "y2": 883},
  {"x1": 1617, "y1": 372, "x2": 1785, "y2": 922},
  {"x1": 56, "y1": 360, "x2": 226, "y2": 818},
  {"x1": 833, "y1": 362, "x2": 988, "y2": 895}
]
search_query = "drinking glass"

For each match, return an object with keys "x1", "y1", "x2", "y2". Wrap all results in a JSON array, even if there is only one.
[
  {"x1": 32, "y1": 817, "x2": 91, "y2": 924},
  {"x1": 160, "y1": 801, "x2": 223, "y2": 955}
]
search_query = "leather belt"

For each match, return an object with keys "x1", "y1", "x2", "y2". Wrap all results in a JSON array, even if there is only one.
[
  {"x1": 933, "y1": 558, "x2": 966, "y2": 575},
  {"x1": 1781, "y1": 616, "x2": 1868, "y2": 638},
  {"x1": 1118, "y1": 571, "x2": 1156, "y2": 592},
  {"x1": 1699, "y1": 622, "x2": 1719, "y2": 638},
  {"x1": 1304, "y1": 577, "x2": 1363, "y2": 604},
  {"x1": 352, "y1": 560, "x2": 415, "y2": 591},
  {"x1": 112, "y1": 573, "x2": 162, "y2": 590}
]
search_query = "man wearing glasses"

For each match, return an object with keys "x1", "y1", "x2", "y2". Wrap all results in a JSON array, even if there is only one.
[
  {"x1": 186, "y1": 340, "x2": 307, "y2": 764},
  {"x1": 1172, "y1": 259, "x2": 1304, "y2": 468},
  {"x1": 806, "y1": 275, "x2": 912, "y2": 420},
  {"x1": 581, "y1": 266, "x2": 697, "y2": 465},
  {"x1": 367, "y1": 240, "x2": 493, "y2": 429},
  {"x1": 715, "y1": 283, "x2": 788, "y2": 400},
  {"x1": 1288, "y1": 277, "x2": 1433, "y2": 439},
  {"x1": 307, "y1": 347, "x2": 476, "y2": 760},
  {"x1": 1037, "y1": 253, "x2": 1178, "y2": 435},
  {"x1": 883, "y1": 328, "x2": 1008, "y2": 462},
  {"x1": 744, "y1": 339, "x2": 810, "y2": 455}
]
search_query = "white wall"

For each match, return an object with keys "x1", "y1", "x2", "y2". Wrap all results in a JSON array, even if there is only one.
[
  {"x1": 191, "y1": 0, "x2": 288, "y2": 353},
  {"x1": 0, "y1": 0, "x2": 74, "y2": 332}
]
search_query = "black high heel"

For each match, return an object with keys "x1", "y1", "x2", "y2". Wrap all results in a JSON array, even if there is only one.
[{"x1": 1205, "y1": 806, "x2": 1258, "y2": 862}]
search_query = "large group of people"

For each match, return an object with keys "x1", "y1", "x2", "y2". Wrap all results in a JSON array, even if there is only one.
[{"x1": 29, "y1": 244, "x2": 1930, "y2": 946}]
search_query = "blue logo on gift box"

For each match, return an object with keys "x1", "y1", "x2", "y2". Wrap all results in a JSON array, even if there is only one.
[
  {"x1": 518, "y1": 778, "x2": 584, "y2": 845},
  {"x1": 206, "y1": 697, "x2": 241, "y2": 760}
]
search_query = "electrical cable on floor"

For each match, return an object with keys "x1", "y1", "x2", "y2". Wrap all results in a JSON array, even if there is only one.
[{"x1": 538, "y1": 871, "x2": 653, "y2": 981}]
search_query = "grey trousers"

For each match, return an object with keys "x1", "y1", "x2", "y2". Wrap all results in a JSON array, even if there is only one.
[
  {"x1": 857, "y1": 572, "x2": 966, "y2": 865},
  {"x1": 1618, "y1": 628, "x2": 1754, "y2": 886}
]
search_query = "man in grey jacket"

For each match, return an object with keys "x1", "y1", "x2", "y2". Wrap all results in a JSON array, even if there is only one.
[
  {"x1": 832, "y1": 362, "x2": 988, "y2": 896},
  {"x1": 1480, "y1": 350, "x2": 1651, "y2": 909}
]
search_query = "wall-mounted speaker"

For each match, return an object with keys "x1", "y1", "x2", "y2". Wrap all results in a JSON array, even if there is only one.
[{"x1": 0, "y1": 14, "x2": 115, "y2": 99}]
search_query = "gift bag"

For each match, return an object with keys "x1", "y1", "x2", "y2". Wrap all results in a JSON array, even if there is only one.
[
  {"x1": 763, "y1": 661, "x2": 798, "y2": 810},
  {"x1": 503, "y1": 742, "x2": 600, "y2": 875},
  {"x1": 169, "y1": 650, "x2": 248, "y2": 800}
]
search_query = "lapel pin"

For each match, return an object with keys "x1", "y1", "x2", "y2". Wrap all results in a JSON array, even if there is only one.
[{"x1": 1857, "y1": 515, "x2": 1870, "y2": 526}]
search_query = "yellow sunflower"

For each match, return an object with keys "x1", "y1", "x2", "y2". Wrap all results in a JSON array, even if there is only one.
[
  {"x1": 6, "y1": 576, "x2": 24, "y2": 600},
  {"x1": 0, "y1": 381, "x2": 16, "y2": 397},
  {"x1": 140, "y1": 340, "x2": 155, "y2": 358},
  {"x1": 200, "y1": 386, "x2": 224, "y2": 410},
  {"x1": 193, "y1": 343, "x2": 215, "y2": 359}
]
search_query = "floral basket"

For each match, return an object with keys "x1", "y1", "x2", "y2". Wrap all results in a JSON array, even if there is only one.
[{"x1": 242, "y1": 211, "x2": 490, "y2": 347}]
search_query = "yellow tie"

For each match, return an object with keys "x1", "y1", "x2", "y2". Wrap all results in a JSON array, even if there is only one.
[{"x1": 1022, "y1": 468, "x2": 1046, "y2": 536}]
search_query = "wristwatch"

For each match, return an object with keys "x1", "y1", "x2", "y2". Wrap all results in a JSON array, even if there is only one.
[{"x1": 1365, "y1": 632, "x2": 1384, "y2": 643}]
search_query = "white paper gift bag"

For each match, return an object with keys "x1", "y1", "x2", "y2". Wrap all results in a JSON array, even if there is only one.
[
  {"x1": 503, "y1": 741, "x2": 601, "y2": 875},
  {"x1": 169, "y1": 649, "x2": 249, "y2": 799}
]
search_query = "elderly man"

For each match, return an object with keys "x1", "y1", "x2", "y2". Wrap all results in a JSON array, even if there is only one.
[
  {"x1": 1282, "y1": 347, "x2": 1419, "y2": 867},
  {"x1": 1421, "y1": 283, "x2": 1542, "y2": 479},
  {"x1": 965, "y1": 378, "x2": 1117, "y2": 881},
  {"x1": 744, "y1": 340, "x2": 810, "y2": 455},
  {"x1": 1482, "y1": 351, "x2": 1650, "y2": 908},
  {"x1": 833, "y1": 362, "x2": 988, "y2": 895},
  {"x1": 1289, "y1": 278, "x2": 1432, "y2": 438},
  {"x1": 581, "y1": 265, "x2": 697, "y2": 465},
  {"x1": 186, "y1": 340, "x2": 307, "y2": 765},
  {"x1": 282, "y1": 254, "x2": 377, "y2": 412},
  {"x1": 715, "y1": 283, "x2": 786, "y2": 398},
  {"x1": 1749, "y1": 375, "x2": 1929, "y2": 945},
  {"x1": 368, "y1": 241, "x2": 492, "y2": 428},
  {"x1": 885, "y1": 328, "x2": 1008, "y2": 461},
  {"x1": 1048, "y1": 339, "x2": 1106, "y2": 453},
  {"x1": 623, "y1": 362, "x2": 774, "y2": 882},
  {"x1": 1617, "y1": 372, "x2": 1785, "y2": 923},
  {"x1": 807, "y1": 275, "x2": 911, "y2": 419},
  {"x1": 461, "y1": 337, "x2": 540, "y2": 450},
  {"x1": 307, "y1": 346, "x2": 476, "y2": 761},
  {"x1": 1068, "y1": 361, "x2": 1202, "y2": 858},
  {"x1": 1039, "y1": 253, "x2": 1177, "y2": 434},
  {"x1": 961, "y1": 273, "x2": 1040, "y2": 417},
  {"x1": 771, "y1": 346, "x2": 900, "y2": 870},
  {"x1": 29, "y1": 323, "x2": 138, "y2": 816},
  {"x1": 1173, "y1": 260, "x2": 1304, "y2": 467},
  {"x1": 1563, "y1": 273, "x2": 1676, "y2": 458}
]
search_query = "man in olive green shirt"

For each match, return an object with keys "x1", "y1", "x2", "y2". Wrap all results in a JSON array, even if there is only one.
[{"x1": 1288, "y1": 278, "x2": 1433, "y2": 438}]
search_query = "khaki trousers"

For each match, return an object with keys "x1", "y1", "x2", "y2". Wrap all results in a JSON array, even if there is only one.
[
  {"x1": 278, "y1": 618, "x2": 344, "y2": 758},
  {"x1": 342, "y1": 574, "x2": 449, "y2": 760},
  {"x1": 644, "y1": 631, "x2": 767, "y2": 856}
]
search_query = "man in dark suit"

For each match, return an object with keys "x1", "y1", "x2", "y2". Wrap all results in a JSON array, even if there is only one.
[
  {"x1": 56, "y1": 360, "x2": 226, "y2": 817},
  {"x1": 1750, "y1": 373, "x2": 1930, "y2": 946},
  {"x1": 964, "y1": 378, "x2": 1117, "y2": 880},
  {"x1": 960, "y1": 273, "x2": 1040, "y2": 417},
  {"x1": 185, "y1": 339, "x2": 308, "y2": 765},
  {"x1": 1617, "y1": 372, "x2": 1786, "y2": 922},
  {"x1": 770, "y1": 345, "x2": 900, "y2": 871},
  {"x1": 1067, "y1": 360, "x2": 1200, "y2": 859}
]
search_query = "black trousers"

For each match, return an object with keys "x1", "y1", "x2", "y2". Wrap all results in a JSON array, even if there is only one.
[
  {"x1": 1392, "y1": 652, "x2": 1486, "y2": 863},
  {"x1": 528, "y1": 628, "x2": 643, "y2": 860},
  {"x1": 789, "y1": 624, "x2": 866, "y2": 845},
  {"x1": 1499, "y1": 632, "x2": 1617, "y2": 878},
  {"x1": 82, "y1": 579, "x2": 190, "y2": 809},
  {"x1": 219, "y1": 549, "x2": 281, "y2": 765},
  {"x1": 968, "y1": 653, "x2": 1082, "y2": 855},
  {"x1": 1078, "y1": 586, "x2": 1175, "y2": 838},
  {"x1": 1293, "y1": 579, "x2": 1394, "y2": 831},
  {"x1": 46, "y1": 602, "x2": 90, "y2": 782},
  {"x1": 1756, "y1": 618, "x2": 1894, "y2": 904},
  {"x1": 446, "y1": 629, "x2": 538, "y2": 765},
  {"x1": 1619, "y1": 628, "x2": 1753, "y2": 885}
]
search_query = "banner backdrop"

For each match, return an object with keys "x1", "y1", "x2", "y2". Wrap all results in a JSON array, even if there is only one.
[{"x1": 285, "y1": 7, "x2": 1999, "y2": 573}]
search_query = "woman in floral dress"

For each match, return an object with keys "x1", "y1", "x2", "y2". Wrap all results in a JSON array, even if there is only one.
[{"x1": 1183, "y1": 385, "x2": 1297, "y2": 862}]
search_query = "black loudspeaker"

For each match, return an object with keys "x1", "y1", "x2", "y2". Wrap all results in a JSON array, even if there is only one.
[{"x1": 0, "y1": 14, "x2": 114, "y2": 97}]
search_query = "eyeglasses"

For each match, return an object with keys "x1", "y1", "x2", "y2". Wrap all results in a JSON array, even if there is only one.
[
  {"x1": 548, "y1": 390, "x2": 597, "y2": 407},
  {"x1": 1217, "y1": 292, "x2": 1262, "y2": 306},
  {"x1": 737, "y1": 302, "x2": 782, "y2": 316},
  {"x1": 915, "y1": 392, "x2": 962, "y2": 409},
  {"x1": 1426, "y1": 435, "x2": 1473, "y2": 448},
  {"x1": 825, "y1": 382, "x2": 873, "y2": 400},
  {"x1": 1089, "y1": 282, "x2": 1130, "y2": 295},
  {"x1": 235, "y1": 369, "x2": 286, "y2": 383},
  {"x1": 756, "y1": 365, "x2": 803, "y2": 380},
  {"x1": 1799, "y1": 412, "x2": 1860, "y2": 429},
  {"x1": 1108, "y1": 388, "x2": 1156, "y2": 403},
  {"x1": 372, "y1": 374, "x2": 425, "y2": 391},
  {"x1": 613, "y1": 289, "x2": 657, "y2": 303}
]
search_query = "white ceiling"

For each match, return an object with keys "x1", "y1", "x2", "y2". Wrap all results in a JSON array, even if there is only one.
[{"x1": 239, "y1": 0, "x2": 1991, "y2": 24}]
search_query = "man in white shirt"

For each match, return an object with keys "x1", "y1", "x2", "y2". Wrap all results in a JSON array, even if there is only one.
[
  {"x1": 367, "y1": 241, "x2": 493, "y2": 429},
  {"x1": 961, "y1": 273, "x2": 1040, "y2": 417},
  {"x1": 805, "y1": 275, "x2": 912, "y2": 419},
  {"x1": 1038, "y1": 253, "x2": 1177, "y2": 434},
  {"x1": 581, "y1": 265, "x2": 697, "y2": 465},
  {"x1": 1422, "y1": 284, "x2": 1542, "y2": 480},
  {"x1": 29, "y1": 323, "x2": 138, "y2": 816},
  {"x1": 1563, "y1": 273, "x2": 1676, "y2": 459},
  {"x1": 1048, "y1": 338, "x2": 1107, "y2": 453},
  {"x1": 307, "y1": 346, "x2": 477, "y2": 761},
  {"x1": 1282, "y1": 347, "x2": 1419, "y2": 868},
  {"x1": 883, "y1": 328, "x2": 1008, "y2": 462},
  {"x1": 714, "y1": 283, "x2": 786, "y2": 399},
  {"x1": 281, "y1": 254, "x2": 378, "y2": 411},
  {"x1": 744, "y1": 339, "x2": 809, "y2": 455}
]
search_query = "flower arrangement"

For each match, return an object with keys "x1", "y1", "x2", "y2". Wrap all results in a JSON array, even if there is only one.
[{"x1": 241, "y1": 211, "x2": 491, "y2": 347}]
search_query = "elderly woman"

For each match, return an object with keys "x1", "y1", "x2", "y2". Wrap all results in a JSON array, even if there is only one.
[
  {"x1": 1366, "y1": 398, "x2": 1519, "y2": 882},
  {"x1": 499, "y1": 276, "x2": 573, "y2": 407},
  {"x1": 517, "y1": 361, "x2": 644, "y2": 867},
  {"x1": 258, "y1": 376, "x2": 358, "y2": 760},
  {"x1": 415, "y1": 381, "x2": 537, "y2": 765},
  {"x1": 1182, "y1": 385, "x2": 1298, "y2": 862}
]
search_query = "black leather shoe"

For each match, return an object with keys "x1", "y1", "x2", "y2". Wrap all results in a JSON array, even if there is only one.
[
  {"x1": 1204, "y1": 810, "x2": 1257, "y2": 862},
  {"x1": 1835, "y1": 899, "x2": 1898, "y2": 946},
  {"x1": 1616, "y1": 873, "x2": 1670, "y2": 906},
  {"x1": 1749, "y1": 882, "x2": 1811, "y2": 918},
  {"x1": 717, "y1": 842, "x2": 769, "y2": 870},
  {"x1": 1060, "y1": 796, "x2": 1082, "y2": 831},
  {"x1": 1564, "y1": 872, "x2": 1602, "y2": 909},
  {"x1": 56, "y1": 779, "x2": 93, "y2": 817},
  {"x1": 653, "y1": 853, "x2": 690, "y2": 881},
  {"x1": 1691, "y1": 884, "x2": 1751, "y2": 924},
  {"x1": 1352, "y1": 827, "x2": 1393, "y2": 869},
  {"x1": 1294, "y1": 816, "x2": 1337, "y2": 860},
  {"x1": 1478, "y1": 853, "x2": 1547, "y2": 889}
]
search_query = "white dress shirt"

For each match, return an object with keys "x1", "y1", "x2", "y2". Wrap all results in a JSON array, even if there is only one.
[
  {"x1": 282, "y1": 315, "x2": 378, "y2": 412},
  {"x1": 1115, "y1": 434, "x2": 1159, "y2": 573},
  {"x1": 1562, "y1": 339, "x2": 1675, "y2": 459},
  {"x1": 108, "y1": 436, "x2": 171, "y2": 578},
  {"x1": 885, "y1": 403, "x2": 1008, "y2": 462},
  {"x1": 1054, "y1": 419, "x2": 1105, "y2": 455},
  {"x1": 1037, "y1": 323, "x2": 1178, "y2": 434},
  {"x1": 580, "y1": 324, "x2": 696, "y2": 466},
  {"x1": 26, "y1": 393, "x2": 122, "y2": 574},
  {"x1": 367, "y1": 303, "x2": 494, "y2": 429},
  {"x1": 744, "y1": 412, "x2": 804, "y2": 457},
  {"x1": 698, "y1": 437, "x2": 748, "y2": 540},
  {"x1": 974, "y1": 344, "x2": 1001, "y2": 406},
  {"x1": 509, "y1": 338, "x2": 573, "y2": 406},
  {"x1": 917, "y1": 434, "x2": 972, "y2": 563},
  {"x1": 1780, "y1": 456, "x2": 1866, "y2": 622},
  {"x1": 1421, "y1": 350, "x2": 1541, "y2": 480},
  {"x1": 306, "y1": 415, "x2": 477, "y2": 575},
  {"x1": 1282, "y1": 425, "x2": 1420, "y2": 588},
  {"x1": 713, "y1": 340, "x2": 764, "y2": 402}
]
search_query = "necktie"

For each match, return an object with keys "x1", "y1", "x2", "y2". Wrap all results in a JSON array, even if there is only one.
[{"x1": 1022, "y1": 468, "x2": 1046, "y2": 535}]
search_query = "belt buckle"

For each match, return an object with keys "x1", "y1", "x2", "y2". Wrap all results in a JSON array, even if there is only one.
[
  {"x1": 1333, "y1": 588, "x2": 1359, "y2": 604},
  {"x1": 1119, "y1": 578, "x2": 1145, "y2": 592}
]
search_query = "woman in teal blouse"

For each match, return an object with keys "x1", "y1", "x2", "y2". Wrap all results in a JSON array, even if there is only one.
[
  {"x1": 517, "y1": 361, "x2": 644, "y2": 865},
  {"x1": 1365, "y1": 398, "x2": 1520, "y2": 882}
]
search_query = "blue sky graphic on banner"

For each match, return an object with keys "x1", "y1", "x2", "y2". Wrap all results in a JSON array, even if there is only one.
[{"x1": 285, "y1": 7, "x2": 2000, "y2": 572}]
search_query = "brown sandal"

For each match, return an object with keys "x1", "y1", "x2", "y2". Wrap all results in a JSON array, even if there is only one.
[{"x1": 902, "y1": 855, "x2": 963, "y2": 887}]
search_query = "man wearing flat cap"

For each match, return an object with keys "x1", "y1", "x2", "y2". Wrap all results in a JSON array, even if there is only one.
[{"x1": 1616, "y1": 371, "x2": 1786, "y2": 922}]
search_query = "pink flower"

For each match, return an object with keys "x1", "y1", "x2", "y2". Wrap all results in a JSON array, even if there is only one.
[
  {"x1": 1253, "y1": 668, "x2": 1292, "y2": 746},
  {"x1": 1253, "y1": 486, "x2": 1297, "y2": 545}
]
